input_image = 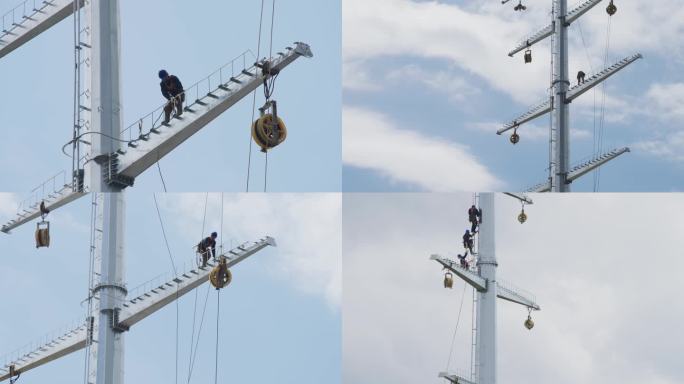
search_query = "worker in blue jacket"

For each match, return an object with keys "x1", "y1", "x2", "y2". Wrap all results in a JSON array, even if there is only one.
[
  {"x1": 197, "y1": 232, "x2": 218, "y2": 267},
  {"x1": 159, "y1": 69, "x2": 185, "y2": 124}
]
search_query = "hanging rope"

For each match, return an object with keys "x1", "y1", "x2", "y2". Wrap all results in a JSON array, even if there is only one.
[
  {"x1": 246, "y1": 0, "x2": 268, "y2": 192},
  {"x1": 156, "y1": 160, "x2": 168, "y2": 193},
  {"x1": 187, "y1": 285, "x2": 212, "y2": 383},
  {"x1": 445, "y1": 283, "x2": 468, "y2": 372},
  {"x1": 263, "y1": 0, "x2": 277, "y2": 192},
  {"x1": 152, "y1": 194, "x2": 179, "y2": 384},
  {"x1": 214, "y1": 290, "x2": 221, "y2": 384},
  {"x1": 596, "y1": 15, "x2": 614, "y2": 191}
]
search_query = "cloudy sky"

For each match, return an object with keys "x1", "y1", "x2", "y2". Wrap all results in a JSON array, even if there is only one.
[
  {"x1": 0, "y1": 0, "x2": 340, "y2": 194},
  {"x1": 0, "y1": 192, "x2": 341, "y2": 383},
  {"x1": 343, "y1": 0, "x2": 684, "y2": 192},
  {"x1": 343, "y1": 193, "x2": 684, "y2": 384}
]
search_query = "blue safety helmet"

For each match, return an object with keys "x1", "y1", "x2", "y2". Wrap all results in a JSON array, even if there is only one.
[
  {"x1": 158, "y1": 69, "x2": 169, "y2": 79},
  {"x1": 211, "y1": 232, "x2": 218, "y2": 238}
]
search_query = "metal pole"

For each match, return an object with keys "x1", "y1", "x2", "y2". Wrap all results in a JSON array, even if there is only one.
[
  {"x1": 551, "y1": 0, "x2": 570, "y2": 192},
  {"x1": 89, "y1": 1, "x2": 126, "y2": 383},
  {"x1": 476, "y1": 193, "x2": 497, "y2": 384}
]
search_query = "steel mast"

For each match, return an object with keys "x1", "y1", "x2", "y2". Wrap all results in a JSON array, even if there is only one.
[
  {"x1": 499, "y1": 0, "x2": 641, "y2": 192},
  {"x1": 431, "y1": 193, "x2": 540, "y2": 384}
]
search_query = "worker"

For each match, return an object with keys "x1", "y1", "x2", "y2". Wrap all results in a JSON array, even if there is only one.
[
  {"x1": 468, "y1": 205, "x2": 482, "y2": 233},
  {"x1": 463, "y1": 230, "x2": 475, "y2": 254},
  {"x1": 158, "y1": 69, "x2": 185, "y2": 124},
  {"x1": 458, "y1": 250, "x2": 469, "y2": 269},
  {"x1": 197, "y1": 232, "x2": 218, "y2": 267},
  {"x1": 577, "y1": 70, "x2": 586, "y2": 85},
  {"x1": 39, "y1": 201, "x2": 50, "y2": 221}
]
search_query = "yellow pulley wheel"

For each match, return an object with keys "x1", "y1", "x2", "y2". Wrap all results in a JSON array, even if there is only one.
[
  {"x1": 443, "y1": 272, "x2": 454, "y2": 289},
  {"x1": 518, "y1": 211, "x2": 527, "y2": 224},
  {"x1": 35, "y1": 221, "x2": 50, "y2": 248},
  {"x1": 209, "y1": 266, "x2": 232, "y2": 289},
  {"x1": 524, "y1": 315, "x2": 535, "y2": 330},
  {"x1": 251, "y1": 114, "x2": 287, "y2": 152}
]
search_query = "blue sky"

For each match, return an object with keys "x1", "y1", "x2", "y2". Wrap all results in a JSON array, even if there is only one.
[
  {"x1": 0, "y1": 192, "x2": 341, "y2": 384},
  {"x1": 0, "y1": 0, "x2": 341, "y2": 194},
  {"x1": 343, "y1": 0, "x2": 684, "y2": 192}
]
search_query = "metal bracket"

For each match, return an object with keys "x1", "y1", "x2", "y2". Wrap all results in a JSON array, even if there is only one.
[{"x1": 103, "y1": 153, "x2": 135, "y2": 189}]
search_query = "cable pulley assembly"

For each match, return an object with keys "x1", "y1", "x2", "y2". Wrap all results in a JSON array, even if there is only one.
[
  {"x1": 510, "y1": 128, "x2": 520, "y2": 145},
  {"x1": 524, "y1": 308, "x2": 535, "y2": 330},
  {"x1": 524, "y1": 48, "x2": 532, "y2": 64},
  {"x1": 606, "y1": 0, "x2": 616, "y2": 16},
  {"x1": 251, "y1": 100, "x2": 287, "y2": 152},
  {"x1": 209, "y1": 256, "x2": 233, "y2": 290},
  {"x1": 513, "y1": 0, "x2": 527, "y2": 11},
  {"x1": 443, "y1": 271, "x2": 454, "y2": 289},
  {"x1": 35, "y1": 201, "x2": 51, "y2": 248},
  {"x1": 517, "y1": 202, "x2": 527, "y2": 224}
]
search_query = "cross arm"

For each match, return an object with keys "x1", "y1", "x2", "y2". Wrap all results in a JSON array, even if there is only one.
[
  {"x1": 120, "y1": 236, "x2": 276, "y2": 327},
  {"x1": 0, "y1": 323, "x2": 87, "y2": 382},
  {"x1": 1, "y1": 187, "x2": 84, "y2": 234},
  {"x1": 498, "y1": 99, "x2": 551, "y2": 135},
  {"x1": 0, "y1": 0, "x2": 80, "y2": 60},
  {"x1": 566, "y1": 53, "x2": 642, "y2": 102},
  {"x1": 438, "y1": 372, "x2": 477, "y2": 384},
  {"x1": 430, "y1": 254, "x2": 486, "y2": 291},
  {"x1": 496, "y1": 280, "x2": 540, "y2": 310},
  {"x1": 107, "y1": 43, "x2": 313, "y2": 188},
  {"x1": 508, "y1": 0, "x2": 604, "y2": 57}
]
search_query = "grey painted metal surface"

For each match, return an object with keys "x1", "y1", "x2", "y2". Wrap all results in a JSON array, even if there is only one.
[
  {"x1": 0, "y1": 237, "x2": 274, "y2": 382},
  {"x1": 0, "y1": 0, "x2": 78, "y2": 59}
]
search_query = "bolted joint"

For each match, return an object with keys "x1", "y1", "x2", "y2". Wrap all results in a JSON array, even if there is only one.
[
  {"x1": 102, "y1": 308, "x2": 130, "y2": 333},
  {"x1": 102, "y1": 153, "x2": 135, "y2": 189}
]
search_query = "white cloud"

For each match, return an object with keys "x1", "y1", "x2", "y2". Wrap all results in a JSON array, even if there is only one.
[
  {"x1": 633, "y1": 130, "x2": 684, "y2": 163},
  {"x1": 343, "y1": 106, "x2": 502, "y2": 191},
  {"x1": 385, "y1": 64, "x2": 479, "y2": 102},
  {"x1": 644, "y1": 83, "x2": 684, "y2": 121},
  {"x1": 343, "y1": 193, "x2": 684, "y2": 384},
  {"x1": 0, "y1": 193, "x2": 19, "y2": 219},
  {"x1": 157, "y1": 194, "x2": 341, "y2": 309}
]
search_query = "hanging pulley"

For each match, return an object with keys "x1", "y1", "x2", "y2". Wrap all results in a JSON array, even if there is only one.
[
  {"x1": 252, "y1": 100, "x2": 287, "y2": 153},
  {"x1": 606, "y1": 0, "x2": 616, "y2": 16},
  {"x1": 513, "y1": 0, "x2": 526, "y2": 11},
  {"x1": 524, "y1": 309, "x2": 535, "y2": 330},
  {"x1": 518, "y1": 204, "x2": 527, "y2": 224},
  {"x1": 35, "y1": 201, "x2": 51, "y2": 248},
  {"x1": 524, "y1": 48, "x2": 532, "y2": 64},
  {"x1": 510, "y1": 128, "x2": 520, "y2": 145},
  {"x1": 443, "y1": 271, "x2": 454, "y2": 289},
  {"x1": 209, "y1": 256, "x2": 233, "y2": 289}
]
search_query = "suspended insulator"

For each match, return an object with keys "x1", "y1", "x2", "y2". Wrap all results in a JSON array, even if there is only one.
[
  {"x1": 251, "y1": 114, "x2": 287, "y2": 152},
  {"x1": 518, "y1": 210, "x2": 527, "y2": 224},
  {"x1": 35, "y1": 221, "x2": 50, "y2": 248},
  {"x1": 606, "y1": 0, "x2": 616, "y2": 16},
  {"x1": 209, "y1": 258, "x2": 232, "y2": 289},
  {"x1": 510, "y1": 131, "x2": 520, "y2": 144},
  {"x1": 524, "y1": 49, "x2": 532, "y2": 64},
  {"x1": 514, "y1": 1, "x2": 526, "y2": 11},
  {"x1": 443, "y1": 272, "x2": 454, "y2": 289},
  {"x1": 524, "y1": 314, "x2": 534, "y2": 330}
]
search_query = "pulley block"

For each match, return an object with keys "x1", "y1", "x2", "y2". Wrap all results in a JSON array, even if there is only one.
[
  {"x1": 518, "y1": 210, "x2": 527, "y2": 224},
  {"x1": 513, "y1": 1, "x2": 526, "y2": 11},
  {"x1": 35, "y1": 221, "x2": 50, "y2": 248},
  {"x1": 524, "y1": 49, "x2": 532, "y2": 64},
  {"x1": 251, "y1": 114, "x2": 287, "y2": 152},
  {"x1": 524, "y1": 314, "x2": 535, "y2": 330},
  {"x1": 209, "y1": 257, "x2": 233, "y2": 289},
  {"x1": 510, "y1": 131, "x2": 520, "y2": 144},
  {"x1": 443, "y1": 272, "x2": 454, "y2": 289},
  {"x1": 606, "y1": 0, "x2": 616, "y2": 16}
]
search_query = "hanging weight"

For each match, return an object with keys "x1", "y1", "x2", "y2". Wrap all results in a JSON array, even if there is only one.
[
  {"x1": 443, "y1": 272, "x2": 454, "y2": 289},
  {"x1": 251, "y1": 114, "x2": 287, "y2": 152}
]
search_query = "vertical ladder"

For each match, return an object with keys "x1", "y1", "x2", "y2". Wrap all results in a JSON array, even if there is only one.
[
  {"x1": 470, "y1": 287, "x2": 478, "y2": 382},
  {"x1": 84, "y1": 193, "x2": 103, "y2": 384},
  {"x1": 72, "y1": 0, "x2": 91, "y2": 191}
]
